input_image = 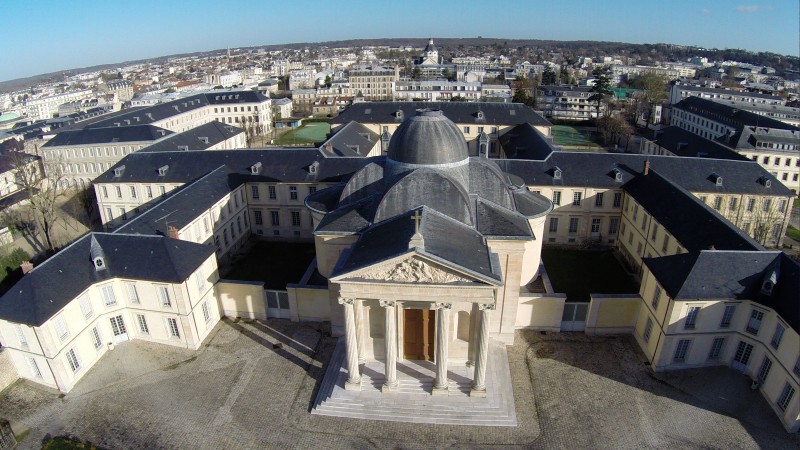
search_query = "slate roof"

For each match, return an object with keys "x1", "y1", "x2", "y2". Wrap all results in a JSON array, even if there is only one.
[
  {"x1": 0, "y1": 233, "x2": 215, "y2": 326},
  {"x1": 674, "y1": 85, "x2": 784, "y2": 101},
  {"x1": 674, "y1": 97, "x2": 798, "y2": 132},
  {"x1": 318, "y1": 121, "x2": 380, "y2": 157},
  {"x1": 95, "y1": 148, "x2": 370, "y2": 185},
  {"x1": 498, "y1": 123, "x2": 557, "y2": 160},
  {"x1": 651, "y1": 126, "x2": 748, "y2": 160},
  {"x1": 623, "y1": 170, "x2": 761, "y2": 253},
  {"x1": 475, "y1": 198, "x2": 532, "y2": 239},
  {"x1": 331, "y1": 102, "x2": 551, "y2": 127},
  {"x1": 42, "y1": 125, "x2": 172, "y2": 147},
  {"x1": 334, "y1": 207, "x2": 500, "y2": 283},
  {"x1": 495, "y1": 152, "x2": 793, "y2": 196},
  {"x1": 115, "y1": 166, "x2": 239, "y2": 236},
  {"x1": 138, "y1": 121, "x2": 243, "y2": 153},
  {"x1": 644, "y1": 251, "x2": 799, "y2": 331}
]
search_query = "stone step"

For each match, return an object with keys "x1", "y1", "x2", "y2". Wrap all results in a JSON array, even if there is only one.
[{"x1": 313, "y1": 405, "x2": 516, "y2": 426}]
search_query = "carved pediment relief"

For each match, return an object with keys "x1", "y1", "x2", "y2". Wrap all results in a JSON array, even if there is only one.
[{"x1": 358, "y1": 257, "x2": 473, "y2": 284}]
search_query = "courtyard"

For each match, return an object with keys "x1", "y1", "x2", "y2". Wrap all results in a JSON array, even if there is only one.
[
  {"x1": 542, "y1": 248, "x2": 639, "y2": 301},
  {"x1": 0, "y1": 319, "x2": 797, "y2": 449},
  {"x1": 272, "y1": 121, "x2": 331, "y2": 146},
  {"x1": 222, "y1": 241, "x2": 316, "y2": 289}
]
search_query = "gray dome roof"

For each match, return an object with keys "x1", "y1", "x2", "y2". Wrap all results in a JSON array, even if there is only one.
[{"x1": 387, "y1": 109, "x2": 468, "y2": 166}]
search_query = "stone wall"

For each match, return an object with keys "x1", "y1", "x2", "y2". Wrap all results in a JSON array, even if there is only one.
[{"x1": 0, "y1": 349, "x2": 18, "y2": 393}]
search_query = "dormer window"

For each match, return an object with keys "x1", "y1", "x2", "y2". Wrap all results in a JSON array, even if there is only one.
[
  {"x1": 199, "y1": 137, "x2": 209, "y2": 144},
  {"x1": 93, "y1": 256, "x2": 106, "y2": 271},
  {"x1": 612, "y1": 168, "x2": 623, "y2": 182},
  {"x1": 395, "y1": 109, "x2": 404, "y2": 121},
  {"x1": 553, "y1": 166, "x2": 562, "y2": 180},
  {"x1": 309, "y1": 161, "x2": 320, "y2": 174},
  {"x1": 250, "y1": 162, "x2": 262, "y2": 175},
  {"x1": 158, "y1": 165, "x2": 169, "y2": 176},
  {"x1": 761, "y1": 269, "x2": 778, "y2": 296},
  {"x1": 178, "y1": 145, "x2": 189, "y2": 151},
  {"x1": 476, "y1": 110, "x2": 485, "y2": 120},
  {"x1": 760, "y1": 176, "x2": 772, "y2": 188},
  {"x1": 114, "y1": 165, "x2": 125, "y2": 177},
  {"x1": 712, "y1": 173, "x2": 723, "y2": 186}
]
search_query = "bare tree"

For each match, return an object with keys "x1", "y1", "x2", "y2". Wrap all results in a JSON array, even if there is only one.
[
  {"x1": 748, "y1": 196, "x2": 789, "y2": 247},
  {"x1": 7, "y1": 152, "x2": 69, "y2": 255}
]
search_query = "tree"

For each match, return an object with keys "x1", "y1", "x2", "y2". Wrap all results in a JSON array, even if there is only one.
[
  {"x1": 588, "y1": 65, "x2": 614, "y2": 120},
  {"x1": 5, "y1": 153, "x2": 71, "y2": 255},
  {"x1": 450, "y1": 95, "x2": 467, "y2": 102},
  {"x1": 512, "y1": 76, "x2": 533, "y2": 106},
  {"x1": 412, "y1": 67, "x2": 422, "y2": 80},
  {"x1": 748, "y1": 197, "x2": 789, "y2": 247},
  {"x1": 596, "y1": 114, "x2": 633, "y2": 146},
  {"x1": 324, "y1": 75, "x2": 332, "y2": 87},
  {"x1": 541, "y1": 66, "x2": 557, "y2": 85},
  {"x1": 633, "y1": 72, "x2": 667, "y2": 126}
]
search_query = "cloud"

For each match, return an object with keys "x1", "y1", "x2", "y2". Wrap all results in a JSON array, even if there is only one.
[
  {"x1": 700, "y1": 8, "x2": 712, "y2": 14},
  {"x1": 736, "y1": 5, "x2": 773, "y2": 13}
]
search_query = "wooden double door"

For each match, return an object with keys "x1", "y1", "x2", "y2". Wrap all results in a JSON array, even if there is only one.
[{"x1": 403, "y1": 308, "x2": 435, "y2": 361}]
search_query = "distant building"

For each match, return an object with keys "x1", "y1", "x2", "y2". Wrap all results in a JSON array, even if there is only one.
[{"x1": 347, "y1": 65, "x2": 398, "y2": 101}]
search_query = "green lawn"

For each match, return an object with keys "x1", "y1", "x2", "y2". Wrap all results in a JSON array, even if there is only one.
[
  {"x1": 551, "y1": 125, "x2": 600, "y2": 147},
  {"x1": 787, "y1": 225, "x2": 800, "y2": 242},
  {"x1": 273, "y1": 122, "x2": 330, "y2": 145},
  {"x1": 542, "y1": 248, "x2": 639, "y2": 302},
  {"x1": 222, "y1": 241, "x2": 317, "y2": 289}
]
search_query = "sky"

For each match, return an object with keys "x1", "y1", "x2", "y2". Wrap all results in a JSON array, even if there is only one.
[{"x1": 0, "y1": 0, "x2": 798, "y2": 83}]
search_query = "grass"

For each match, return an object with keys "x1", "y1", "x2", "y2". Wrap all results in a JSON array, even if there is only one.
[
  {"x1": 787, "y1": 225, "x2": 800, "y2": 242},
  {"x1": 551, "y1": 125, "x2": 600, "y2": 148},
  {"x1": 221, "y1": 241, "x2": 316, "y2": 290},
  {"x1": 542, "y1": 248, "x2": 639, "y2": 302},
  {"x1": 273, "y1": 122, "x2": 331, "y2": 145},
  {"x1": 42, "y1": 436, "x2": 103, "y2": 449},
  {"x1": 794, "y1": 198, "x2": 800, "y2": 209}
]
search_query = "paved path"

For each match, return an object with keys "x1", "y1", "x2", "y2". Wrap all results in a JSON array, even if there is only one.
[{"x1": 0, "y1": 320, "x2": 797, "y2": 449}]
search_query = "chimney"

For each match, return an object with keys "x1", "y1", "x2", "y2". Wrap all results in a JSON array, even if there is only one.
[
  {"x1": 20, "y1": 261, "x2": 33, "y2": 274},
  {"x1": 325, "y1": 143, "x2": 333, "y2": 153},
  {"x1": 643, "y1": 159, "x2": 650, "y2": 176},
  {"x1": 167, "y1": 225, "x2": 179, "y2": 239}
]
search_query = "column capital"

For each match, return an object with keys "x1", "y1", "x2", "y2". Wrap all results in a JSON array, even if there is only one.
[
  {"x1": 338, "y1": 298, "x2": 355, "y2": 306},
  {"x1": 479, "y1": 303, "x2": 496, "y2": 311},
  {"x1": 434, "y1": 302, "x2": 452, "y2": 310},
  {"x1": 379, "y1": 300, "x2": 396, "y2": 308}
]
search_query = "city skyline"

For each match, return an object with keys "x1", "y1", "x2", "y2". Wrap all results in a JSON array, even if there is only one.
[{"x1": 1, "y1": 0, "x2": 798, "y2": 83}]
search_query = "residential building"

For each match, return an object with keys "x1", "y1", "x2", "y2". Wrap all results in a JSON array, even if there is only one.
[{"x1": 347, "y1": 65, "x2": 398, "y2": 101}]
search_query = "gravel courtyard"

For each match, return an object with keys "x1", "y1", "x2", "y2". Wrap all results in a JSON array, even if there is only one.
[{"x1": 0, "y1": 319, "x2": 797, "y2": 449}]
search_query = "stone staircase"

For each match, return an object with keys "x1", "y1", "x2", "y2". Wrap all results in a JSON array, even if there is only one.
[{"x1": 312, "y1": 339, "x2": 517, "y2": 426}]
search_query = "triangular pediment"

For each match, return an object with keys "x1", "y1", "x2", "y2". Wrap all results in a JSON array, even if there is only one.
[{"x1": 334, "y1": 253, "x2": 493, "y2": 285}]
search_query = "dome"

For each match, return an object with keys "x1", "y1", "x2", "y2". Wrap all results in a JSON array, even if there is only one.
[{"x1": 387, "y1": 109, "x2": 468, "y2": 166}]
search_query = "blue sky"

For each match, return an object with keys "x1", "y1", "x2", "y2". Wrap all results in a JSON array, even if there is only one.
[{"x1": 0, "y1": 0, "x2": 797, "y2": 83}]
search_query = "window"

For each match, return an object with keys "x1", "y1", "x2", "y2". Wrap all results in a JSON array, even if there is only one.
[
  {"x1": 14, "y1": 324, "x2": 28, "y2": 348},
  {"x1": 549, "y1": 217, "x2": 558, "y2": 233},
  {"x1": 777, "y1": 383, "x2": 795, "y2": 411},
  {"x1": 651, "y1": 285, "x2": 662, "y2": 309},
  {"x1": 125, "y1": 282, "x2": 139, "y2": 304},
  {"x1": 289, "y1": 186, "x2": 298, "y2": 200},
  {"x1": 572, "y1": 192, "x2": 582, "y2": 206},
  {"x1": 720, "y1": 304, "x2": 736, "y2": 328},
  {"x1": 673, "y1": 339, "x2": 691, "y2": 362},
  {"x1": 613, "y1": 192, "x2": 622, "y2": 208},
  {"x1": 158, "y1": 286, "x2": 171, "y2": 307},
  {"x1": 608, "y1": 218, "x2": 619, "y2": 235},
  {"x1": 146, "y1": 186, "x2": 153, "y2": 198},
  {"x1": 633, "y1": 205, "x2": 638, "y2": 221},
  {"x1": 167, "y1": 318, "x2": 181, "y2": 338},
  {"x1": 568, "y1": 218, "x2": 579, "y2": 233},
  {"x1": 595, "y1": 192, "x2": 604, "y2": 207},
  {"x1": 552, "y1": 191, "x2": 561, "y2": 206},
  {"x1": 747, "y1": 198, "x2": 755, "y2": 212},
  {"x1": 762, "y1": 198, "x2": 772, "y2": 212},
  {"x1": 757, "y1": 357, "x2": 772, "y2": 383},
  {"x1": 90, "y1": 327, "x2": 103, "y2": 350},
  {"x1": 194, "y1": 271, "x2": 205, "y2": 291},
  {"x1": 79, "y1": 296, "x2": 93, "y2": 319},
  {"x1": 771, "y1": 323, "x2": 785, "y2": 349},
  {"x1": 230, "y1": 223, "x2": 236, "y2": 239},
  {"x1": 268, "y1": 185, "x2": 277, "y2": 199},
  {"x1": 101, "y1": 186, "x2": 108, "y2": 198},
  {"x1": 778, "y1": 199, "x2": 787, "y2": 213},
  {"x1": 129, "y1": 186, "x2": 137, "y2": 198},
  {"x1": 309, "y1": 186, "x2": 317, "y2": 194},
  {"x1": 684, "y1": 306, "x2": 700, "y2": 329},
  {"x1": 713, "y1": 197, "x2": 722, "y2": 210},
  {"x1": 202, "y1": 301, "x2": 211, "y2": 322},
  {"x1": 137, "y1": 314, "x2": 149, "y2": 334},
  {"x1": 254, "y1": 210, "x2": 263, "y2": 225},
  {"x1": 291, "y1": 211, "x2": 301, "y2": 227},
  {"x1": 746, "y1": 309, "x2": 764, "y2": 335},
  {"x1": 159, "y1": 185, "x2": 166, "y2": 196},
  {"x1": 251, "y1": 185, "x2": 260, "y2": 199},
  {"x1": 105, "y1": 208, "x2": 113, "y2": 221},
  {"x1": 115, "y1": 186, "x2": 122, "y2": 198},
  {"x1": 650, "y1": 224, "x2": 658, "y2": 241},
  {"x1": 795, "y1": 356, "x2": 800, "y2": 377},
  {"x1": 699, "y1": 195, "x2": 707, "y2": 204},
  {"x1": 463, "y1": 126, "x2": 470, "y2": 134},
  {"x1": 101, "y1": 285, "x2": 117, "y2": 306},
  {"x1": 66, "y1": 348, "x2": 81, "y2": 373},
  {"x1": 590, "y1": 218, "x2": 601, "y2": 233},
  {"x1": 203, "y1": 217, "x2": 210, "y2": 233},
  {"x1": 27, "y1": 357, "x2": 42, "y2": 378},
  {"x1": 54, "y1": 315, "x2": 69, "y2": 341},
  {"x1": 223, "y1": 229, "x2": 229, "y2": 246},
  {"x1": 120, "y1": 208, "x2": 127, "y2": 221},
  {"x1": 729, "y1": 198, "x2": 737, "y2": 212},
  {"x1": 643, "y1": 317, "x2": 653, "y2": 342},
  {"x1": 708, "y1": 337, "x2": 725, "y2": 360}
]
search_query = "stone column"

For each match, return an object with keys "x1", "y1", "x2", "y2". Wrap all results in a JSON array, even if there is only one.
[
  {"x1": 338, "y1": 298, "x2": 361, "y2": 390},
  {"x1": 380, "y1": 300, "x2": 398, "y2": 392},
  {"x1": 432, "y1": 303, "x2": 452, "y2": 396},
  {"x1": 355, "y1": 300, "x2": 366, "y2": 364},
  {"x1": 471, "y1": 303, "x2": 495, "y2": 397}
]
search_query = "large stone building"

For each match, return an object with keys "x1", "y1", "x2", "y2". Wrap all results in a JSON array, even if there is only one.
[{"x1": 0, "y1": 104, "x2": 797, "y2": 431}]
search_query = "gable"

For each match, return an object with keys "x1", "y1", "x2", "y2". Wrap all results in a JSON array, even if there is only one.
[{"x1": 333, "y1": 253, "x2": 497, "y2": 286}]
